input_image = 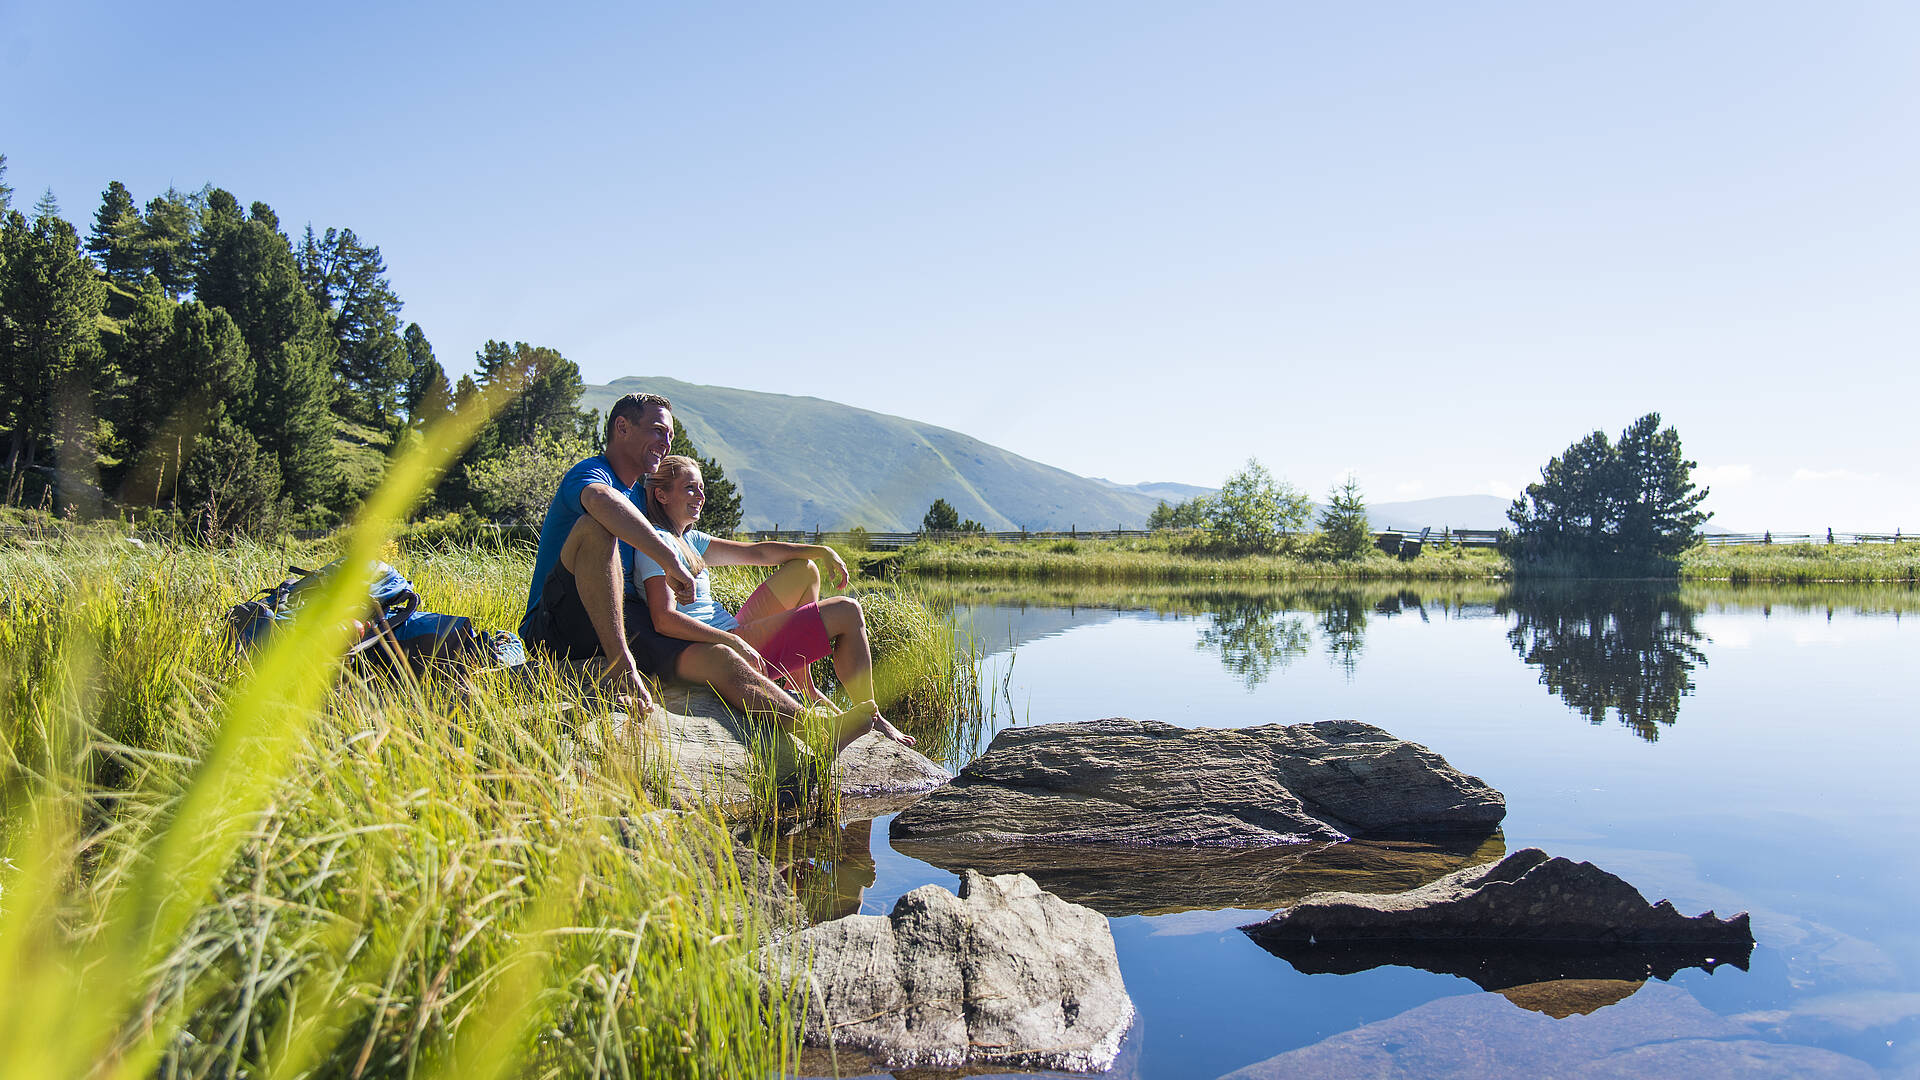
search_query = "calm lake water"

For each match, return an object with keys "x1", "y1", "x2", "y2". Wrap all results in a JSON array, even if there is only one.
[{"x1": 792, "y1": 581, "x2": 1920, "y2": 1079}]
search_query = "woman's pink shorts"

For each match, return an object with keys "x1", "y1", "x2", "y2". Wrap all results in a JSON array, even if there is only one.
[{"x1": 736, "y1": 582, "x2": 831, "y2": 681}]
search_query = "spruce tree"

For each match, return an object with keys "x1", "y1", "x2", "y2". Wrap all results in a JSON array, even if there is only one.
[
  {"x1": 668, "y1": 418, "x2": 742, "y2": 535},
  {"x1": 1317, "y1": 474, "x2": 1372, "y2": 559},
  {"x1": 88, "y1": 181, "x2": 145, "y2": 284},
  {"x1": 0, "y1": 154, "x2": 12, "y2": 212},
  {"x1": 192, "y1": 192, "x2": 340, "y2": 514},
  {"x1": 0, "y1": 200, "x2": 109, "y2": 503},
  {"x1": 402, "y1": 323, "x2": 451, "y2": 426},
  {"x1": 139, "y1": 187, "x2": 199, "y2": 298}
]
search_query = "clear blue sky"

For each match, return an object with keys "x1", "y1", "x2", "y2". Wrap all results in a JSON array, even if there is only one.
[{"x1": 6, "y1": 1, "x2": 1915, "y2": 530}]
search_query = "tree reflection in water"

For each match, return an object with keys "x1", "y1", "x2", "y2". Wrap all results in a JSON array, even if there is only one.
[
  {"x1": 1502, "y1": 584, "x2": 1708, "y2": 742},
  {"x1": 1196, "y1": 596, "x2": 1311, "y2": 689}
]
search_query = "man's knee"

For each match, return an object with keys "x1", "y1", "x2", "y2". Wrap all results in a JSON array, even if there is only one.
[{"x1": 561, "y1": 514, "x2": 617, "y2": 572}]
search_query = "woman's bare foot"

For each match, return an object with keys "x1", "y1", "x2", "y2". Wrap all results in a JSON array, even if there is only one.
[
  {"x1": 828, "y1": 700, "x2": 882, "y2": 755},
  {"x1": 870, "y1": 713, "x2": 916, "y2": 748}
]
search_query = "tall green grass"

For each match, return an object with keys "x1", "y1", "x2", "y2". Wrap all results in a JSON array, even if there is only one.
[
  {"x1": 0, "y1": 402, "x2": 814, "y2": 1077},
  {"x1": 1681, "y1": 541, "x2": 1920, "y2": 584}
]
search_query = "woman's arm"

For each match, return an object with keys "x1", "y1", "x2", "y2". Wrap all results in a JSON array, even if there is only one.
[
  {"x1": 641, "y1": 576, "x2": 768, "y2": 671},
  {"x1": 701, "y1": 538, "x2": 850, "y2": 588}
]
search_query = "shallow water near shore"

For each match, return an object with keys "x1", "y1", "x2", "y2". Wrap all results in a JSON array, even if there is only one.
[{"x1": 782, "y1": 581, "x2": 1920, "y2": 1079}]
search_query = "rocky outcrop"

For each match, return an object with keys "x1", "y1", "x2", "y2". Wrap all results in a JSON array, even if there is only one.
[
  {"x1": 767, "y1": 870, "x2": 1134, "y2": 1072},
  {"x1": 1240, "y1": 847, "x2": 1754, "y2": 947},
  {"x1": 890, "y1": 718, "x2": 1504, "y2": 847},
  {"x1": 565, "y1": 681, "x2": 948, "y2": 811},
  {"x1": 892, "y1": 833, "x2": 1508, "y2": 918}
]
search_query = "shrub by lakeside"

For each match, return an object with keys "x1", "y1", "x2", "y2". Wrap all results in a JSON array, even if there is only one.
[{"x1": 0, "y1": 530, "x2": 975, "y2": 1076}]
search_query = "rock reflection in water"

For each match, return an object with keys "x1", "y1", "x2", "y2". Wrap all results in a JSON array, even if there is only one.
[
  {"x1": 762, "y1": 818, "x2": 879, "y2": 924},
  {"x1": 1502, "y1": 583, "x2": 1708, "y2": 742},
  {"x1": 1252, "y1": 938, "x2": 1752, "y2": 1017},
  {"x1": 889, "y1": 832, "x2": 1506, "y2": 918}
]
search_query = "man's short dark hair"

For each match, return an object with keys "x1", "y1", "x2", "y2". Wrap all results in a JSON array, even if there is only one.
[{"x1": 605, "y1": 392, "x2": 672, "y2": 446}]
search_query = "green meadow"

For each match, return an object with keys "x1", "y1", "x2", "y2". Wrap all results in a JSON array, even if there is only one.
[{"x1": 0, "y1": 517, "x2": 976, "y2": 1077}]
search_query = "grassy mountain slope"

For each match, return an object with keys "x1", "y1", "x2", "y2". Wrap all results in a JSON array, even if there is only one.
[{"x1": 580, "y1": 377, "x2": 1199, "y2": 532}]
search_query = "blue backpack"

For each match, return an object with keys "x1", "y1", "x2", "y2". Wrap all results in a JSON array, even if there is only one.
[{"x1": 227, "y1": 560, "x2": 525, "y2": 672}]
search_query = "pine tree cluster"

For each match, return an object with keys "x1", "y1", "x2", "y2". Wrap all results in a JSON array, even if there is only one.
[{"x1": 0, "y1": 156, "x2": 747, "y2": 537}]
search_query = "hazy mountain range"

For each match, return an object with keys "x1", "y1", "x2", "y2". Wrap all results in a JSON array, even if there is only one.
[{"x1": 580, "y1": 378, "x2": 1519, "y2": 532}]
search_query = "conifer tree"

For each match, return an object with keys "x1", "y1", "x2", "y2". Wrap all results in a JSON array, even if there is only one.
[
  {"x1": 139, "y1": 187, "x2": 199, "y2": 297},
  {"x1": 668, "y1": 418, "x2": 743, "y2": 535},
  {"x1": 1508, "y1": 413, "x2": 1711, "y2": 567},
  {"x1": 87, "y1": 181, "x2": 145, "y2": 284},
  {"x1": 192, "y1": 192, "x2": 340, "y2": 514},
  {"x1": 302, "y1": 227, "x2": 406, "y2": 426},
  {"x1": 402, "y1": 323, "x2": 451, "y2": 426},
  {"x1": 1317, "y1": 474, "x2": 1372, "y2": 559},
  {"x1": 0, "y1": 199, "x2": 108, "y2": 503},
  {"x1": 0, "y1": 154, "x2": 12, "y2": 212},
  {"x1": 474, "y1": 340, "x2": 591, "y2": 448}
]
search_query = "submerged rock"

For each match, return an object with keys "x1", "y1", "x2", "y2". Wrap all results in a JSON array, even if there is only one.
[
  {"x1": 892, "y1": 833, "x2": 1508, "y2": 918},
  {"x1": 890, "y1": 717, "x2": 1504, "y2": 847},
  {"x1": 1240, "y1": 847, "x2": 1754, "y2": 947},
  {"x1": 767, "y1": 870, "x2": 1134, "y2": 1072}
]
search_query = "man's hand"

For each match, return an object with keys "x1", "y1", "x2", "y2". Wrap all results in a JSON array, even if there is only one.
[
  {"x1": 602, "y1": 654, "x2": 656, "y2": 714},
  {"x1": 663, "y1": 562, "x2": 696, "y2": 605},
  {"x1": 725, "y1": 634, "x2": 769, "y2": 675}
]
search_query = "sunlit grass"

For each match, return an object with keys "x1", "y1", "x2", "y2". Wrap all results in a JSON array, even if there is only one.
[
  {"x1": 0, "y1": 398, "x2": 813, "y2": 1078},
  {"x1": 1682, "y1": 541, "x2": 1920, "y2": 584}
]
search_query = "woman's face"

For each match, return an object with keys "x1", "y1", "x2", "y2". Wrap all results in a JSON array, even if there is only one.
[{"x1": 656, "y1": 469, "x2": 705, "y2": 527}]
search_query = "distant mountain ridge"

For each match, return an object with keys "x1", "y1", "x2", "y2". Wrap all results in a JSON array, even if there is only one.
[{"x1": 579, "y1": 378, "x2": 1210, "y2": 532}]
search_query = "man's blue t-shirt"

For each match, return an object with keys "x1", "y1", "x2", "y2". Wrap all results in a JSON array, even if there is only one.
[
  {"x1": 625, "y1": 528, "x2": 736, "y2": 632},
  {"x1": 524, "y1": 454, "x2": 635, "y2": 618}
]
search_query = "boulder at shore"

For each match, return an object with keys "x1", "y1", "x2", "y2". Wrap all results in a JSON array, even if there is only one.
[
  {"x1": 1241, "y1": 847, "x2": 1754, "y2": 948},
  {"x1": 768, "y1": 870, "x2": 1134, "y2": 1073},
  {"x1": 567, "y1": 681, "x2": 949, "y2": 811},
  {"x1": 890, "y1": 718, "x2": 1504, "y2": 847}
]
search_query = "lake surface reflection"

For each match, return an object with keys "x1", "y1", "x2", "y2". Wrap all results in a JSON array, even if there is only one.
[{"x1": 797, "y1": 581, "x2": 1920, "y2": 1079}]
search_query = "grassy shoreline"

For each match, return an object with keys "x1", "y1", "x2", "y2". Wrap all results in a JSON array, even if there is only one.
[
  {"x1": 891, "y1": 534, "x2": 1920, "y2": 585},
  {"x1": 0, "y1": 530, "x2": 976, "y2": 1077}
]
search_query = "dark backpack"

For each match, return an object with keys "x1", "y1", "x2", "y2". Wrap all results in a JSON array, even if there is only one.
[{"x1": 226, "y1": 560, "x2": 524, "y2": 673}]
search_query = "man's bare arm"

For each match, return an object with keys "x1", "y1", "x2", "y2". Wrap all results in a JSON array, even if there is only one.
[{"x1": 580, "y1": 483, "x2": 695, "y2": 602}]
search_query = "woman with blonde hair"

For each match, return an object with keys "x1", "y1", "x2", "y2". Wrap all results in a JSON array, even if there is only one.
[{"x1": 625, "y1": 455, "x2": 915, "y2": 752}]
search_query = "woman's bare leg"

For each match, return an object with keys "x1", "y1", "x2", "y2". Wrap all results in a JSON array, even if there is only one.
[
  {"x1": 673, "y1": 642, "x2": 879, "y2": 756},
  {"x1": 818, "y1": 596, "x2": 914, "y2": 747},
  {"x1": 734, "y1": 559, "x2": 821, "y2": 625}
]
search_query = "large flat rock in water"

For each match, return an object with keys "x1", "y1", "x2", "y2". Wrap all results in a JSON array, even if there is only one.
[
  {"x1": 767, "y1": 870, "x2": 1134, "y2": 1073},
  {"x1": 890, "y1": 717, "x2": 1504, "y2": 846},
  {"x1": 570, "y1": 682, "x2": 947, "y2": 811}
]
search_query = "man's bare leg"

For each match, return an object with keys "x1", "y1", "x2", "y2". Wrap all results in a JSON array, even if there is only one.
[
  {"x1": 558, "y1": 515, "x2": 653, "y2": 710},
  {"x1": 673, "y1": 642, "x2": 880, "y2": 756}
]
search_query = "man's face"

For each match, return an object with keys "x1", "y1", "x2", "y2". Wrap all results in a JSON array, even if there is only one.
[{"x1": 631, "y1": 404, "x2": 673, "y2": 473}]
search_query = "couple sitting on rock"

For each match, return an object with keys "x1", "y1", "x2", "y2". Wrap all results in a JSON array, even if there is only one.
[{"x1": 518, "y1": 391, "x2": 915, "y2": 754}]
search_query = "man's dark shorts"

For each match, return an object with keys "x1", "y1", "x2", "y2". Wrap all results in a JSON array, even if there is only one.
[{"x1": 519, "y1": 562, "x2": 693, "y2": 676}]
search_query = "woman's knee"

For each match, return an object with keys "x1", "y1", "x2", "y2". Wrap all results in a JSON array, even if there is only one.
[
  {"x1": 782, "y1": 558, "x2": 821, "y2": 586},
  {"x1": 821, "y1": 595, "x2": 865, "y2": 634}
]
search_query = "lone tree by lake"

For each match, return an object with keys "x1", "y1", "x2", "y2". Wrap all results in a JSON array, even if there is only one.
[{"x1": 1508, "y1": 412, "x2": 1711, "y2": 570}]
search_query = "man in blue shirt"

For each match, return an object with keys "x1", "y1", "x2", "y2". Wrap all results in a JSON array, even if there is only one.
[
  {"x1": 520, "y1": 393, "x2": 876, "y2": 747},
  {"x1": 520, "y1": 393, "x2": 697, "y2": 709}
]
